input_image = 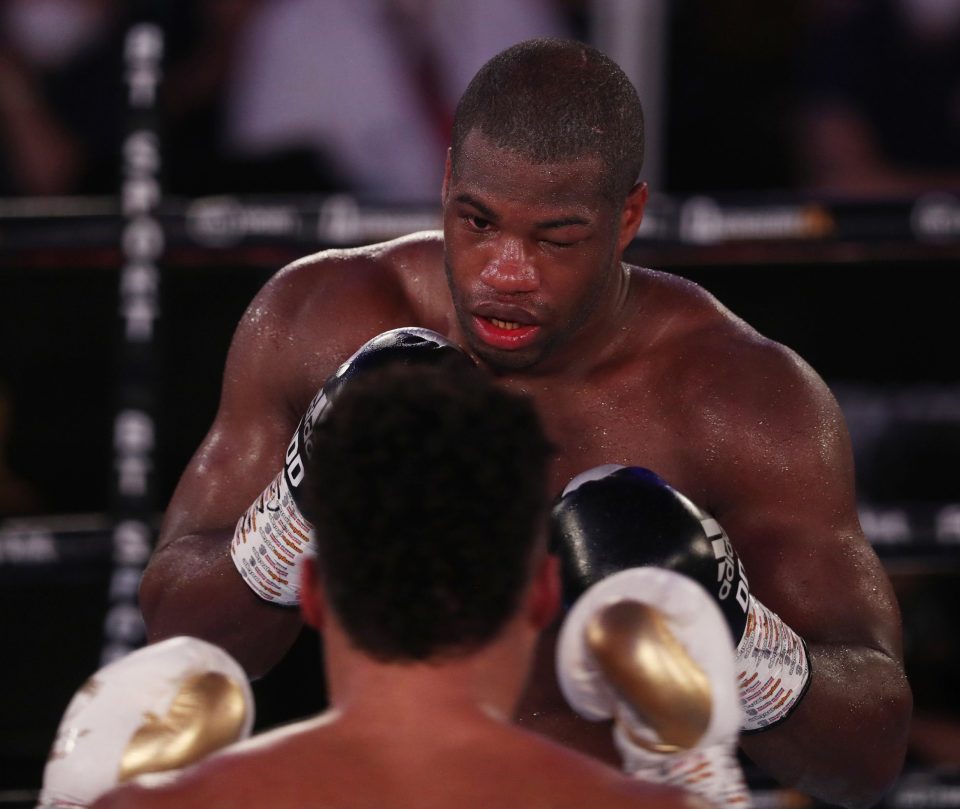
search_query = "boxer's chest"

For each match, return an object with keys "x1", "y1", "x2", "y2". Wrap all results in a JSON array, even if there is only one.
[{"x1": 500, "y1": 375, "x2": 699, "y2": 498}]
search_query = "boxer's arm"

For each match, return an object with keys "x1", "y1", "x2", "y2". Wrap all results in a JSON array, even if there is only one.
[
  {"x1": 140, "y1": 255, "x2": 414, "y2": 676},
  {"x1": 140, "y1": 396, "x2": 301, "y2": 678},
  {"x1": 698, "y1": 341, "x2": 911, "y2": 808}
]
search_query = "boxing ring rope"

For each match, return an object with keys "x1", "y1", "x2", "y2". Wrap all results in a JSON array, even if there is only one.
[
  {"x1": 2, "y1": 191, "x2": 959, "y2": 299},
  {"x1": 3, "y1": 187, "x2": 960, "y2": 256}
]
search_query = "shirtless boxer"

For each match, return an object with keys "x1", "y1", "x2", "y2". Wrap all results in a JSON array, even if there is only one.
[
  {"x1": 140, "y1": 38, "x2": 911, "y2": 807},
  {"x1": 93, "y1": 362, "x2": 717, "y2": 809}
]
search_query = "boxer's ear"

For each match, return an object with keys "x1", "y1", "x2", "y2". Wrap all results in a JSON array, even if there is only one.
[
  {"x1": 528, "y1": 553, "x2": 561, "y2": 631},
  {"x1": 442, "y1": 148, "x2": 452, "y2": 204},
  {"x1": 299, "y1": 556, "x2": 326, "y2": 631},
  {"x1": 617, "y1": 181, "x2": 648, "y2": 254}
]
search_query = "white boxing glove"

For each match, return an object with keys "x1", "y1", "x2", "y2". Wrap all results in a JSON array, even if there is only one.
[
  {"x1": 39, "y1": 636, "x2": 254, "y2": 809},
  {"x1": 557, "y1": 567, "x2": 752, "y2": 808},
  {"x1": 553, "y1": 465, "x2": 811, "y2": 734},
  {"x1": 231, "y1": 327, "x2": 471, "y2": 604}
]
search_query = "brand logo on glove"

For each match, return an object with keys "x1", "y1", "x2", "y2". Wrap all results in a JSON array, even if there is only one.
[
  {"x1": 284, "y1": 433, "x2": 305, "y2": 488},
  {"x1": 703, "y1": 518, "x2": 750, "y2": 614},
  {"x1": 300, "y1": 387, "x2": 330, "y2": 461}
]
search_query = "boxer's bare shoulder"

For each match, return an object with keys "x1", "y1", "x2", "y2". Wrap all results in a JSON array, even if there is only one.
[
  {"x1": 620, "y1": 266, "x2": 849, "y2": 496},
  {"x1": 269, "y1": 229, "x2": 445, "y2": 320},
  {"x1": 616, "y1": 267, "x2": 896, "y2": 639},
  {"x1": 623, "y1": 265, "x2": 812, "y2": 388},
  {"x1": 228, "y1": 231, "x2": 446, "y2": 408},
  {"x1": 91, "y1": 718, "x2": 712, "y2": 809}
]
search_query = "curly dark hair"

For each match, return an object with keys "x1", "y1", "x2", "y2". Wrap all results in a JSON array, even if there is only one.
[
  {"x1": 301, "y1": 359, "x2": 554, "y2": 662},
  {"x1": 451, "y1": 38, "x2": 644, "y2": 202}
]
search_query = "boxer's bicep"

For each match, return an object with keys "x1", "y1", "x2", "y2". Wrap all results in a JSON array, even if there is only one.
[
  {"x1": 156, "y1": 278, "x2": 307, "y2": 551},
  {"x1": 141, "y1": 263, "x2": 357, "y2": 668},
  {"x1": 708, "y1": 352, "x2": 901, "y2": 658},
  {"x1": 709, "y1": 362, "x2": 911, "y2": 801},
  {"x1": 140, "y1": 278, "x2": 312, "y2": 660},
  {"x1": 720, "y1": 490, "x2": 901, "y2": 657},
  {"x1": 155, "y1": 253, "x2": 390, "y2": 547}
]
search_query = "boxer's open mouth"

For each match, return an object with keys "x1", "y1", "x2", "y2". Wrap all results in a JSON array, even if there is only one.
[{"x1": 473, "y1": 315, "x2": 541, "y2": 349}]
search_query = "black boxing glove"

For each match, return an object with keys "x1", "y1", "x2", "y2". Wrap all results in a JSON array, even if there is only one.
[
  {"x1": 231, "y1": 327, "x2": 473, "y2": 604},
  {"x1": 552, "y1": 464, "x2": 811, "y2": 732}
]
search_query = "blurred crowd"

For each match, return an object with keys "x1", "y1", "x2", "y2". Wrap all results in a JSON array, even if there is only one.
[
  {"x1": 0, "y1": 0, "x2": 580, "y2": 200},
  {"x1": 0, "y1": 0, "x2": 957, "y2": 201}
]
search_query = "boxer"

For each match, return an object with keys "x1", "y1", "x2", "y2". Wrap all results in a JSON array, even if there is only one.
[{"x1": 141, "y1": 38, "x2": 911, "y2": 807}]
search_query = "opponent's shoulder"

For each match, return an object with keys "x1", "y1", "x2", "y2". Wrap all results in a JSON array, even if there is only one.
[
  {"x1": 601, "y1": 779, "x2": 712, "y2": 809},
  {"x1": 514, "y1": 729, "x2": 709, "y2": 809},
  {"x1": 558, "y1": 762, "x2": 708, "y2": 808},
  {"x1": 89, "y1": 727, "x2": 305, "y2": 809}
]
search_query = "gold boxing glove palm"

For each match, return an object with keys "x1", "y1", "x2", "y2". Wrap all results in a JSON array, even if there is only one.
[
  {"x1": 556, "y1": 567, "x2": 752, "y2": 809},
  {"x1": 39, "y1": 637, "x2": 254, "y2": 808}
]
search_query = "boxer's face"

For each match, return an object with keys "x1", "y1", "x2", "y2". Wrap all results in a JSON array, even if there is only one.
[{"x1": 442, "y1": 130, "x2": 645, "y2": 373}]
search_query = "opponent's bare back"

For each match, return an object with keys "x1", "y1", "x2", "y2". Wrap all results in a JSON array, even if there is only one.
[{"x1": 92, "y1": 711, "x2": 709, "y2": 809}]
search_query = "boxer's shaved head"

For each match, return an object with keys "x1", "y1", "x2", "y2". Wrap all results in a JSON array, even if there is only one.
[{"x1": 451, "y1": 38, "x2": 644, "y2": 202}]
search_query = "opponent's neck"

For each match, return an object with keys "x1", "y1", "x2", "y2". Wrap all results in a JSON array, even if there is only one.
[{"x1": 324, "y1": 620, "x2": 534, "y2": 727}]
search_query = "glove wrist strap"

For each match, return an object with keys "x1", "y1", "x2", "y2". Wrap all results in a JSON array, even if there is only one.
[
  {"x1": 230, "y1": 469, "x2": 313, "y2": 604},
  {"x1": 736, "y1": 596, "x2": 811, "y2": 731},
  {"x1": 616, "y1": 723, "x2": 753, "y2": 809}
]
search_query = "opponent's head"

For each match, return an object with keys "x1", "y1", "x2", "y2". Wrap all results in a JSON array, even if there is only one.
[
  {"x1": 450, "y1": 38, "x2": 644, "y2": 204},
  {"x1": 443, "y1": 39, "x2": 647, "y2": 372},
  {"x1": 300, "y1": 360, "x2": 556, "y2": 662}
]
